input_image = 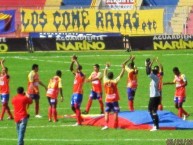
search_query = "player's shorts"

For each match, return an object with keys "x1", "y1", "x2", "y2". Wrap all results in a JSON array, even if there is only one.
[
  {"x1": 71, "y1": 93, "x2": 83, "y2": 107},
  {"x1": 1, "y1": 94, "x2": 9, "y2": 103},
  {"x1": 89, "y1": 91, "x2": 102, "y2": 100},
  {"x1": 29, "y1": 94, "x2": 40, "y2": 100},
  {"x1": 105, "y1": 101, "x2": 120, "y2": 113},
  {"x1": 148, "y1": 97, "x2": 160, "y2": 112},
  {"x1": 47, "y1": 97, "x2": 57, "y2": 106},
  {"x1": 174, "y1": 96, "x2": 185, "y2": 104},
  {"x1": 127, "y1": 88, "x2": 136, "y2": 100}
]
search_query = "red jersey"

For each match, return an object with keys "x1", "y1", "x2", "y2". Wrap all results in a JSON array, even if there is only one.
[
  {"x1": 89, "y1": 71, "x2": 102, "y2": 93},
  {"x1": 104, "y1": 76, "x2": 120, "y2": 102},
  {"x1": 0, "y1": 74, "x2": 9, "y2": 94},
  {"x1": 73, "y1": 72, "x2": 85, "y2": 94},
  {"x1": 12, "y1": 94, "x2": 32, "y2": 123},
  {"x1": 27, "y1": 70, "x2": 39, "y2": 94},
  {"x1": 125, "y1": 66, "x2": 138, "y2": 89},
  {"x1": 173, "y1": 74, "x2": 187, "y2": 97},
  {"x1": 46, "y1": 76, "x2": 62, "y2": 99}
]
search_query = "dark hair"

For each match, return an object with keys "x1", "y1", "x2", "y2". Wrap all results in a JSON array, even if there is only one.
[
  {"x1": 146, "y1": 58, "x2": 151, "y2": 63},
  {"x1": 5, "y1": 67, "x2": 8, "y2": 72},
  {"x1": 152, "y1": 68, "x2": 158, "y2": 75},
  {"x1": 173, "y1": 67, "x2": 179, "y2": 72},
  {"x1": 154, "y1": 65, "x2": 159, "y2": 71},
  {"x1": 107, "y1": 72, "x2": 114, "y2": 79},
  {"x1": 56, "y1": 70, "x2": 62, "y2": 76},
  {"x1": 93, "y1": 64, "x2": 100, "y2": 69},
  {"x1": 17, "y1": 87, "x2": 24, "y2": 94},
  {"x1": 78, "y1": 65, "x2": 82, "y2": 70},
  {"x1": 32, "y1": 64, "x2": 38, "y2": 70},
  {"x1": 128, "y1": 62, "x2": 134, "y2": 68}
]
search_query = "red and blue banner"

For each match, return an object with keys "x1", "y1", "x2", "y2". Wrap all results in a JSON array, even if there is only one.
[{"x1": 0, "y1": 10, "x2": 15, "y2": 34}]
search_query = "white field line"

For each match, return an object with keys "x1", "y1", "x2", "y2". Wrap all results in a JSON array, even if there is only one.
[{"x1": 0, "y1": 138, "x2": 165, "y2": 142}]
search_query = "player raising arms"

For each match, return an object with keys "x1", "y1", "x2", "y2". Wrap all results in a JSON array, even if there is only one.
[
  {"x1": 146, "y1": 58, "x2": 160, "y2": 131},
  {"x1": 164, "y1": 67, "x2": 189, "y2": 120},
  {"x1": 146, "y1": 57, "x2": 164, "y2": 110},
  {"x1": 70, "y1": 55, "x2": 85, "y2": 126},
  {"x1": 101, "y1": 62, "x2": 125, "y2": 130},
  {"x1": 0, "y1": 59, "x2": 13, "y2": 120},
  {"x1": 122, "y1": 55, "x2": 138, "y2": 111},
  {"x1": 82, "y1": 64, "x2": 104, "y2": 114},
  {"x1": 27, "y1": 64, "x2": 47, "y2": 118},
  {"x1": 46, "y1": 70, "x2": 64, "y2": 122}
]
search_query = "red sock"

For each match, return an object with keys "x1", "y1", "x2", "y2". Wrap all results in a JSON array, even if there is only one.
[
  {"x1": 35, "y1": 102, "x2": 39, "y2": 115},
  {"x1": 52, "y1": 108, "x2": 57, "y2": 121},
  {"x1": 182, "y1": 108, "x2": 188, "y2": 116},
  {"x1": 75, "y1": 108, "x2": 82, "y2": 125},
  {"x1": 48, "y1": 106, "x2": 52, "y2": 120},
  {"x1": 86, "y1": 99, "x2": 92, "y2": 113},
  {"x1": 99, "y1": 100, "x2": 104, "y2": 113},
  {"x1": 0, "y1": 106, "x2": 6, "y2": 120},
  {"x1": 158, "y1": 104, "x2": 163, "y2": 110},
  {"x1": 178, "y1": 108, "x2": 183, "y2": 118},
  {"x1": 128, "y1": 100, "x2": 134, "y2": 111},
  {"x1": 6, "y1": 106, "x2": 13, "y2": 119}
]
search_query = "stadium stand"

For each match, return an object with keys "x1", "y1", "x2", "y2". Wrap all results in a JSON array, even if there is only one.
[
  {"x1": 60, "y1": 0, "x2": 92, "y2": 9},
  {"x1": 183, "y1": 1, "x2": 193, "y2": 34},
  {"x1": 44, "y1": 0, "x2": 62, "y2": 10},
  {"x1": 142, "y1": 0, "x2": 179, "y2": 34},
  {"x1": 0, "y1": 0, "x2": 46, "y2": 7},
  {"x1": 171, "y1": 0, "x2": 193, "y2": 34}
]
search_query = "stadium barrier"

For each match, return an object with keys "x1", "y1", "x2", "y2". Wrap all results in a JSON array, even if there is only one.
[
  {"x1": 0, "y1": 38, "x2": 27, "y2": 52},
  {"x1": 130, "y1": 35, "x2": 193, "y2": 50},
  {"x1": 29, "y1": 32, "x2": 124, "y2": 51}
]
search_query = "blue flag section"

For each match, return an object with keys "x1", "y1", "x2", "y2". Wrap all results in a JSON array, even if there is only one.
[
  {"x1": 0, "y1": 10, "x2": 15, "y2": 34},
  {"x1": 81, "y1": 110, "x2": 193, "y2": 130}
]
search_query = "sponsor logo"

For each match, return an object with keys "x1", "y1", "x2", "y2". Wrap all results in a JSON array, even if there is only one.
[
  {"x1": 37, "y1": 33, "x2": 108, "y2": 41},
  {"x1": 56, "y1": 41, "x2": 105, "y2": 51}
]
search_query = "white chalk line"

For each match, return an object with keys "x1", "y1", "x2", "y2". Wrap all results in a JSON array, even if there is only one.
[{"x1": 0, "y1": 138, "x2": 165, "y2": 142}]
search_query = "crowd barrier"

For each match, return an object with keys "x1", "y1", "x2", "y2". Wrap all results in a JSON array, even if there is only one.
[{"x1": 1, "y1": 35, "x2": 193, "y2": 52}]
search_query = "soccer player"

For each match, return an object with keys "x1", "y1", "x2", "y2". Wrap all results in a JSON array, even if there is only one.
[
  {"x1": 164, "y1": 67, "x2": 189, "y2": 120},
  {"x1": 146, "y1": 58, "x2": 164, "y2": 110},
  {"x1": 0, "y1": 59, "x2": 13, "y2": 120},
  {"x1": 123, "y1": 56, "x2": 138, "y2": 111},
  {"x1": 12, "y1": 87, "x2": 32, "y2": 145},
  {"x1": 46, "y1": 70, "x2": 64, "y2": 122},
  {"x1": 146, "y1": 59, "x2": 160, "y2": 131},
  {"x1": 27, "y1": 64, "x2": 47, "y2": 118},
  {"x1": 70, "y1": 55, "x2": 85, "y2": 126},
  {"x1": 82, "y1": 64, "x2": 104, "y2": 114},
  {"x1": 101, "y1": 63, "x2": 125, "y2": 130}
]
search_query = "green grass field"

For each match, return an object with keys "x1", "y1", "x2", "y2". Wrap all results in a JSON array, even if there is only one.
[{"x1": 0, "y1": 50, "x2": 193, "y2": 145}]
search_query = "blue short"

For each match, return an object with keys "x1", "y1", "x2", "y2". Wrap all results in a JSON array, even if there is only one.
[
  {"x1": 1, "y1": 94, "x2": 9, "y2": 103},
  {"x1": 105, "y1": 102, "x2": 120, "y2": 113},
  {"x1": 127, "y1": 88, "x2": 136, "y2": 100},
  {"x1": 47, "y1": 97, "x2": 57, "y2": 106},
  {"x1": 71, "y1": 93, "x2": 83, "y2": 107},
  {"x1": 89, "y1": 91, "x2": 102, "y2": 100},
  {"x1": 29, "y1": 94, "x2": 40, "y2": 100},
  {"x1": 174, "y1": 97, "x2": 185, "y2": 103}
]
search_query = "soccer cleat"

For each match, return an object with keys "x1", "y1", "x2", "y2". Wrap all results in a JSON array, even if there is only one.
[
  {"x1": 183, "y1": 114, "x2": 190, "y2": 120},
  {"x1": 101, "y1": 126, "x2": 108, "y2": 130},
  {"x1": 35, "y1": 115, "x2": 42, "y2": 118},
  {"x1": 82, "y1": 110, "x2": 88, "y2": 114},
  {"x1": 150, "y1": 126, "x2": 158, "y2": 131},
  {"x1": 7, "y1": 117, "x2": 13, "y2": 120}
]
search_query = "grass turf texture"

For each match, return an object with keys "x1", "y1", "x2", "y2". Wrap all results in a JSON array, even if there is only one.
[{"x1": 0, "y1": 50, "x2": 193, "y2": 145}]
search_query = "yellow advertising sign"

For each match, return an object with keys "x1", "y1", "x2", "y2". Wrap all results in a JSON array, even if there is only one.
[{"x1": 21, "y1": 8, "x2": 164, "y2": 35}]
